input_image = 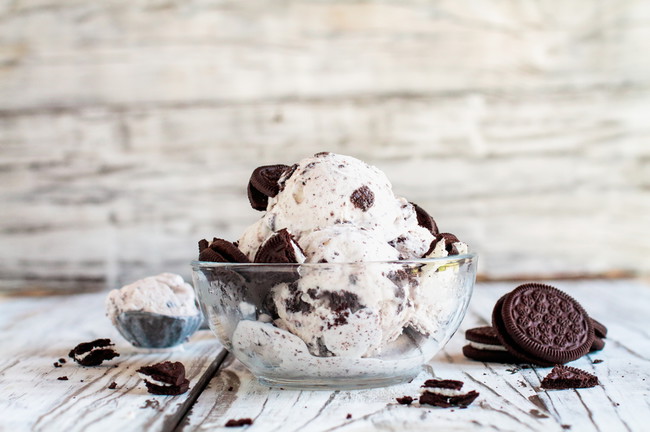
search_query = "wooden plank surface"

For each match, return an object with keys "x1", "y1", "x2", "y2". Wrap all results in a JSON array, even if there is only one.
[
  {"x1": 0, "y1": 280, "x2": 648, "y2": 431},
  {"x1": 0, "y1": 292, "x2": 226, "y2": 432},
  {"x1": 181, "y1": 280, "x2": 650, "y2": 432},
  {"x1": 2, "y1": 0, "x2": 650, "y2": 291}
]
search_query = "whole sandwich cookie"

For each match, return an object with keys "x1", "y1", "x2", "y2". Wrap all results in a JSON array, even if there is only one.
[
  {"x1": 419, "y1": 379, "x2": 479, "y2": 408},
  {"x1": 492, "y1": 283, "x2": 595, "y2": 366},
  {"x1": 462, "y1": 326, "x2": 519, "y2": 363},
  {"x1": 137, "y1": 361, "x2": 190, "y2": 395}
]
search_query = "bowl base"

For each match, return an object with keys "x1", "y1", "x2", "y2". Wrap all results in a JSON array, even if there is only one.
[{"x1": 256, "y1": 373, "x2": 417, "y2": 391}]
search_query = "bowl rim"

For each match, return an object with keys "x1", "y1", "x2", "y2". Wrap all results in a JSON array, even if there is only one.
[{"x1": 190, "y1": 252, "x2": 477, "y2": 269}]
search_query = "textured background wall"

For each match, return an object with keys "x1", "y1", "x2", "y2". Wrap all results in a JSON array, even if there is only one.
[{"x1": 1, "y1": 0, "x2": 649, "y2": 292}]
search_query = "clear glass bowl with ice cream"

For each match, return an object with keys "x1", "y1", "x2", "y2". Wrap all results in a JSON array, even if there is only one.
[{"x1": 191, "y1": 152, "x2": 477, "y2": 389}]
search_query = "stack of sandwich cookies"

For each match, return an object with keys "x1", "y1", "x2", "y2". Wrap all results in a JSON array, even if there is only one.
[
  {"x1": 462, "y1": 283, "x2": 608, "y2": 365},
  {"x1": 491, "y1": 283, "x2": 594, "y2": 366},
  {"x1": 462, "y1": 326, "x2": 519, "y2": 363},
  {"x1": 137, "y1": 361, "x2": 190, "y2": 395}
]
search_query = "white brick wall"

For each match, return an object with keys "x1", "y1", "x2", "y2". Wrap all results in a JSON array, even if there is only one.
[{"x1": 1, "y1": 0, "x2": 649, "y2": 291}]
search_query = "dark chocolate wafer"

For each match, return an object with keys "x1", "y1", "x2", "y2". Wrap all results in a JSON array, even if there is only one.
[
  {"x1": 411, "y1": 202, "x2": 439, "y2": 236},
  {"x1": 492, "y1": 294, "x2": 556, "y2": 366},
  {"x1": 590, "y1": 318, "x2": 608, "y2": 339},
  {"x1": 493, "y1": 284, "x2": 594, "y2": 366},
  {"x1": 254, "y1": 229, "x2": 304, "y2": 263},
  {"x1": 247, "y1": 164, "x2": 289, "y2": 210},
  {"x1": 426, "y1": 232, "x2": 462, "y2": 257},
  {"x1": 462, "y1": 326, "x2": 519, "y2": 363},
  {"x1": 590, "y1": 337, "x2": 605, "y2": 352},
  {"x1": 541, "y1": 365, "x2": 599, "y2": 390},
  {"x1": 137, "y1": 361, "x2": 190, "y2": 396},
  {"x1": 198, "y1": 238, "x2": 250, "y2": 263}
]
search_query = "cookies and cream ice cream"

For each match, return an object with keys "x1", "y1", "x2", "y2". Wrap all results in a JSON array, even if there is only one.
[
  {"x1": 106, "y1": 273, "x2": 199, "y2": 324},
  {"x1": 196, "y1": 152, "x2": 472, "y2": 371}
]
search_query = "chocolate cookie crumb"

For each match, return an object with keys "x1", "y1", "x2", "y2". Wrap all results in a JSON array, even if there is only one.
[
  {"x1": 592, "y1": 359, "x2": 603, "y2": 364},
  {"x1": 59, "y1": 358, "x2": 66, "y2": 364},
  {"x1": 108, "y1": 382, "x2": 118, "y2": 389},
  {"x1": 350, "y1": 185, "x2": 374, "y2": 211},
  {"x1": 346, "y1": 413, "x2": 352, "y2": 419},
  {"x1": 225, "y1": 418, "x2": 253, "y2": 427},
  {"x1": 396, "y1": 396, "x2": 414, "y2": 405},
  {"x1": 57, "y1": 376, "x2": 68, "y2": 381},
  {"x1": 53, "y1": 362, "x2": 61, "y2": 368},
  {"x1": 141, "y1": 399, "x2": 160, "y2": 410}
]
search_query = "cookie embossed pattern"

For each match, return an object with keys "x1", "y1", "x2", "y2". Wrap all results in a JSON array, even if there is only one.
[{"x1": 192, "y1": 153, "x2": 477, "y2": 389}]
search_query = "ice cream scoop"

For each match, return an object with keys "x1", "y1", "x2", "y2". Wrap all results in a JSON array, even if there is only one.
[{"x1": 106, "y1": 273, "x2": 202, "y2": 348}]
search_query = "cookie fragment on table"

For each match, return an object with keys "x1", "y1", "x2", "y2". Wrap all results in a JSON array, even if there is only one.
[
  {"x1": 541, "y1": 365, "x2": 599, "y2": 390},
  {"x1": 137, "y1": 361, "x2": 190, "y2": 395},
  {"x1": 419, "y1": 379, "x2": 479, "y2": 408},
  {"x1": 225, "y1": 418, "x2": 253, "y2": 427},
  {"x1": 68, "y1": 338, "x2": 120, "y2": 366},
  {"x1": 492, "y1": 283, "x2": 594, "y2": 366}
]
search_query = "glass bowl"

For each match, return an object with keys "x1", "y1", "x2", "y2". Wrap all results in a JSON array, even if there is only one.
[{"x1": 191, "y1": 254, "x2": 477, "y2": 390}]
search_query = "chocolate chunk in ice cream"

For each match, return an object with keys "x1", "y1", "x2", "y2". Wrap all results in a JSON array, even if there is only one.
[
  {"x1": 199, "y1": 238, "x2": 250, "y2": 263},
  {"x1": 350, "y1": 185, "x2": 375, "y2": 211},
  {"x1": 411, "y1": 202, "x2": 439, "y2": 236}
]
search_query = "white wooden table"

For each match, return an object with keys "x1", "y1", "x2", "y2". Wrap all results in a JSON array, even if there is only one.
[{"x1": 2, "y1": 280, "x2": 648, "y2": 431}]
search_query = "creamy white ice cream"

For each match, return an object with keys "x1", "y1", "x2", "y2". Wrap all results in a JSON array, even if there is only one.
[
  {"x1": 227, "y1": 152, "x2": 469, "y2": 362},
  {"x1": 106, "y1": 273, "x2": 199, "y2": 325}
]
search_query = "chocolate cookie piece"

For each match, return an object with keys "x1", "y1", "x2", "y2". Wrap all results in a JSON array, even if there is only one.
[
  {"x1": 420, "y1": 391, "x2": 480, "y2": 408},
  {"x1": 396, "y1": 396, "x2": 414, "y2": 405},
  {"x1": 247, "y1": 164, "x2": 290, "y2": 211},
  {"x1": 225, "y1": 418, "x2": 253, "y2": 427},
  {"x1": 425, "y1": 232, "x2": 462, "y2": 257},
  {"x1": 421, "y1": 379, "x2": 464, "y2": 390},
  {"x1": 419, "y1": 379, "x2": 479, "y2": 408},
  {"x1": 68, "y1": 339, "x2": 120, "y2": 366},
  {"x1": 137, "y1": 361, "x2": 190, "y2": 396},
  {"x1": 541, "y1": 365, "x2": 599, "y2": 390},
  {"x1": 492, "y1": 284, "x2": 594, "y2": 366},
  {"x1": 277, "y1": 163, "x2": 298, "y2": 193},
  {"x1": 590, "y1": 337, "x2": 605, "y2": 352},
  {"x1": 254, "y1": 229, "x2": 305, "y2": 263},
  {"x1": 350, "y1": 185, "x2": 375, "y2": 211},
  {"x1": 198, "y1": 238, "x2": 250, "y2": 263},
  {"x1": 462, "y1": 326, "x2": 519, "y2": 363},
  {"x1": 590, "y1": 318, "x2": 608, "y2": 339},
  {"x1": 410, "y1": 202, "x2": 439, "y2": 236}
]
